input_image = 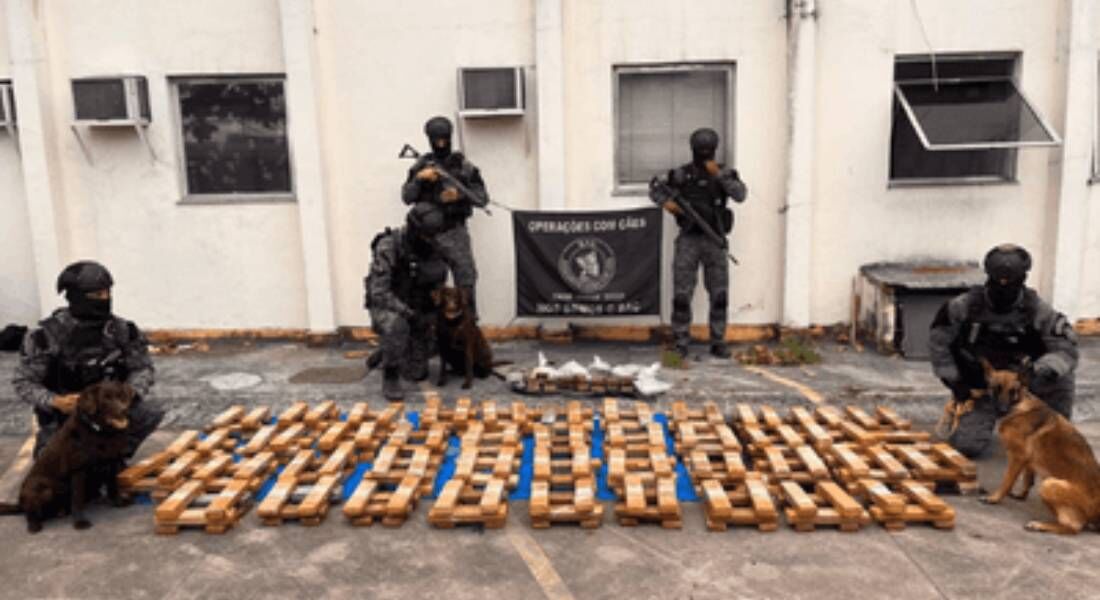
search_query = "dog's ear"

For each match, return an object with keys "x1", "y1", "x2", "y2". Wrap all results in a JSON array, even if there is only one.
[
  {"x1": 1016, "y1": 356, "x2": 1033, "y2": 386},
  {"x1": 979, "y1": 357, "x2": 995, "y2": 382},
  {"x1": 122, "y1": 383, "x2": 136, "y2": 407},
  {"x1": 431, "y1": 288, "x2": 443, "y2": 306},
  {"x1": 77, "y1": 388, "x2": 98, "y2": 415}
]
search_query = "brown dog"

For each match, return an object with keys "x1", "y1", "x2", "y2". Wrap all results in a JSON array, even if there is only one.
[
  {"x1": 0, "y1": 381, "x2": 134, "y2": 533},
  {"x1": 979, "y1": 360, "x2": 1100, "y2": 534},
  {"x1": 432, "y1": 287, "x2": 507, "y2": 389}
]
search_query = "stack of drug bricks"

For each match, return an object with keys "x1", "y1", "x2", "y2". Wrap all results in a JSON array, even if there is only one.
[
  {"x1": 428, "y1": 399, "x2": 525, "y2": 529},
  {"x1": 669, "y1": 401, "x2": 776, "y2": 532},
  {"x1": 733, "y1": 403, "x2": 868, "y2": 532},
  {"x1": 147, "y1": 406, "x2": 275, "y2": 534},
  {"x1": 521, "y1": 371, "x2": 636, "y2": 397},
  {"x1": 776, "y1": 405, "x2": 872, "y2": 532},
  {"x1": 602, "y1": 398, "x2": 681, "y2": 528},
  {"x1": 529, "y1": 401, "x2": 603, "y2": 528},
  {"x1": 814, "y1": 405, "x2": 969, "y2": 530},
  {"x1": 343, "y1": 395, "x2": 450, "y2": 527}
]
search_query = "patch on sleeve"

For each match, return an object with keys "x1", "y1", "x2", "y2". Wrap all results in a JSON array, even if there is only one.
[{"x1": 1053, "y1": 314, "x2": 1078, "y2": 343}]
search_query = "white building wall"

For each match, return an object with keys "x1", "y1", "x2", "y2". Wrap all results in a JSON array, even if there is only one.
[
  {"x1": 3, "y1": 0, "x2": 1100, "y2": 332},
  {"x1": 35, "y1": 0, "x2": 308, "y2": 328},
  {"x1": 562, "y1": 0, "x2": 789, "y2": 326},
  {"x1": 0, "y1": 2, "x2": 40, "y2": 326},
  {"x1": 811, "y1": 0, "x2": 1069, "y2": 324},
  {"x1": 1076, "y1": 2, "x2": 1100, "y2": 318}
]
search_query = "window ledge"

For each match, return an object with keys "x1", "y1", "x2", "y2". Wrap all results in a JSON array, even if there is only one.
[
  {"x1": 178, "y1": 194, "x2": 297, "y2": 206},
  {"x1": 887, "y1": 177, "x2": 1018, "y2": 189},
  {"x1": 611, "y1": 185, "x2": 650, "y2": 198}
]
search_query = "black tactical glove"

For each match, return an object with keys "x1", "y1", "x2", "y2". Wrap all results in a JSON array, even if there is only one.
[
  {"x1": 1031, "y1": 361, "x2": 1058, "y2": 381},
  {"x1": 941, "y1": 377, "x2": 974, "y2": 402}
]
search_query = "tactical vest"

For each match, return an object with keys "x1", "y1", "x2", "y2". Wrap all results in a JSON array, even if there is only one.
[
  {"x1": 40, "y1": 315, "x2": 132, "y2": 396},
  {"x1": 370, "y1": 229, "x2": 447, "y2": 311},
  {"x1": 415, "y1": 153, "x2": 474, "y2": 225},
  {"x1": 671, "y1": 164, "x2": 732, "y2": 235},
  {"x1": 957, "y1": 286, "x2": 1044, "y2": 370}
]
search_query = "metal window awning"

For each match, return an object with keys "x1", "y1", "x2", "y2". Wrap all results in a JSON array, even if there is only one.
[{"x1": 894, "y1": 77, "x2": 1061, "y2": 151}]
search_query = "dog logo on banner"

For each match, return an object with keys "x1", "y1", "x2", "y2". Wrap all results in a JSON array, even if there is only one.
[{"x1": 558, "y1": 237, "x2": 616, "y2": 294}]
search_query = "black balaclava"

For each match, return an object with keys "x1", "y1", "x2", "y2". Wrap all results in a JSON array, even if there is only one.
[
  {"x1": 57, "y1": 261, "x2": 114, "y2": 322},
  {"x1": 983, "y1": 244, "x2": 1031, "y2": 313},
  {"x1": 406, "y1": 202, "x2": 445, "y2": 255},
  {"x1": 424, "y1": 116, "x2": 454, "y2": 161},
  {"x1": 689, "y1": 127, "x2": 719, "y2": 169}
]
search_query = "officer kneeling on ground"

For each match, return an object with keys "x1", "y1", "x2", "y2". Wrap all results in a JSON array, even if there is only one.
[
  {"x1": 928, "y1": 244, "x2": 1078, "y2": 458},
  {"x1": 365, "y1": 202, "x2": 449, "y2": 401},
  {"x1": 12, "y1": 261, "x2": 163, "y2": 459}
]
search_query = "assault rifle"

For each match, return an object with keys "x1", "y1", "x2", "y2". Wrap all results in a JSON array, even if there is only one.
[
  {"x1": 399, "y1": 144, "x2": 512, "y2": 215},
  {"x1": 649, "y1": 176, "x2": 739, "y2": 266}
]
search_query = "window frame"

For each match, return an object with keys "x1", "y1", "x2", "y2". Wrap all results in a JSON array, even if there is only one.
[
  {"x1": 893, "y1": 76, "x2": 1061, "y2": 151},
  {"x1": 888, "y1": 52, "x2": 1061, "y2": 187},
  {"x1": 611, "y1": 62, "x2": 736, "y2": 196},
  {"x1": 170, "y1": 74, "x2": 296, "y2": 205}
]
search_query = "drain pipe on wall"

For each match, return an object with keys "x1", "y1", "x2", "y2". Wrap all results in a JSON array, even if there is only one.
[
  {"x1": 781, "y1": 0, "x2": 818, "y2": 328},
  {"x1": 1050, "y1": 0, "x2": 1093, "y2": 321}
]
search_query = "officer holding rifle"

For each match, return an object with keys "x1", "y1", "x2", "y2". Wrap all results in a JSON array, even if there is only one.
[
  {"x1": 649, "y1": 128, "x2": 747, "y2": 360},
  {"x1": 401, "y1": 116, "x2": 490, "y2": 318}
]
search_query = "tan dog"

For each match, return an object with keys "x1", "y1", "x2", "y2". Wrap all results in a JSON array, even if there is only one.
[{"x1": 979, "y1": 359, "x2": 1100, "y2": 534}]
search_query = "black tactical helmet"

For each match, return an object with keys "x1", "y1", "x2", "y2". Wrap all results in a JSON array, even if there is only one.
[
  {"x1": 407, "y1": 202, "x2": 445, "y2": 238},
  {"x1": 689, "y1": 128, "x2": 720, "y2": 153},
  {"x1": 983, "y1": 244, "x2": 1032, "y2": 282},
  {"x1": 56, "y1": 260, "x2": 113, "y2": 295},
  {"x1": 424, "y1": 116, "x2": 453, "y2": 139}
]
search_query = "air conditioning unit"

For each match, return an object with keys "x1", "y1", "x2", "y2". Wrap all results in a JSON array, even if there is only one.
[
  {"x1": 0, "y1": 82, "x2": 14, "y2": 128},
  {"x1": 72, "y1": 76, "x2": 150, "y2": 125},
  {"x1": 458, "y1": 67, "x2": 525, "y2": 117}
]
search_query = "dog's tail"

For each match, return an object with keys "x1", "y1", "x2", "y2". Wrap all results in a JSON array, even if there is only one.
[{"x1": 0, "y1": 501, "x2": 22, "y2": 515}]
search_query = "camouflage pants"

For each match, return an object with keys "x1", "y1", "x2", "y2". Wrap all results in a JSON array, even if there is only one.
[
  {"x1": 370, "y1": 308, "x2": 434, "y2": 381},
  {"x1": 434, "y1": 224, "x2": 478, "y2": 314},
  {"x1": 34, "y1": 399, "x2": 164, "y2": 459},
  {"x1": 671, "y1": 231, "x2": 729, "y2": 348},
  {"x1": 948, "y1": 374, "x2": 1075, "y2": 458}
]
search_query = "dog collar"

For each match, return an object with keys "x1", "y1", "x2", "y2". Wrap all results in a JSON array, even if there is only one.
[{"x1": 78, "y1": 412, "x2": 104, "y2": 434}]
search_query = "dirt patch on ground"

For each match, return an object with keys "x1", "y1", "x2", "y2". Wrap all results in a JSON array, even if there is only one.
[{"x1": 288, "y1": 366, "x2": 367, "y2": 384}]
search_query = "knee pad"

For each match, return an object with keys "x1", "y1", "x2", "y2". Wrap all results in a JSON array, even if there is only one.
[{"x1": 948, "y1": 428, "x2": 994, "y2": 459}]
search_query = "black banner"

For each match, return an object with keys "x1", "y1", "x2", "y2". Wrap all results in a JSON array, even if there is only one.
[{"x1": 513, "y1": 207, "x2": 661, "y2": 317}]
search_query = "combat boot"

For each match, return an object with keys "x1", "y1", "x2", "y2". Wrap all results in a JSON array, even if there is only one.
[
  {"x1": 709, "y1": 343, "x2": 731, "y2": 359},
  {"x1": 382, "y1": 367, "x2": 404, "y2": 401}
]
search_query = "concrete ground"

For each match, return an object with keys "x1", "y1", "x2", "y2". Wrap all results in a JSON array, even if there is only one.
[
  {"x1": 1, "y1": 338, "x2": 1099, "y2": 599},
  {"x1": 2, "y1": 336, "x2": 1099, "y2": 433},
  {"x1": 0, "y1": 424, "x2": 1098, "y2": 600}
]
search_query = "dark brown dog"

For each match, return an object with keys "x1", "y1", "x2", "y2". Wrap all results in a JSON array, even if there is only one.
[
  {"x1": 0, "y1": 381, "x2": 134, "y2": 533},
  {"x1": 432, "y1": 287, "x2": 507, "y2": 389},
  {"x1": 979, "y1": 360, "x2": 1100, "y2": 534}
]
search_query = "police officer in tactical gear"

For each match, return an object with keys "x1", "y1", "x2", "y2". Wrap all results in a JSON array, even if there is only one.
[
  {"x1": 649, "y1": 127, "x2": 747, "y2": 359},
  {"x1": 401, "y1": 116, "x2": 488, "y2": 317},
  {"x1": 12, "y1": 261, "x2": 162, "y2": 458},
  {"x1": 928, "y1": 244, "x2": 1078, "y2": 458},
  {"x1": 365, "y1": 202, "x2": 450, "y2": 400}
]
